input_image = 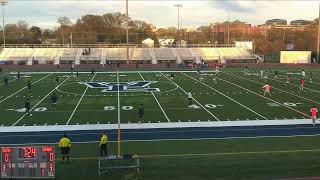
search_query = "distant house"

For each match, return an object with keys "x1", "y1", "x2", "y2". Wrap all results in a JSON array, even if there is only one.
[
  {"x1": 176, "y1": 40, "x2": 187, "y2": 47},
  {"x1": 158, "y1": 38, "x2": 175, "y2": 47},
  {"x1": 265, "y1": 19, "x2": 287, "y2": 25},
  {"x1": 142, "y1": 38, "x2": 154, "y2": 47},
  {"x1": 290, "y1": 19, "x2": 311, "y2": 26}
]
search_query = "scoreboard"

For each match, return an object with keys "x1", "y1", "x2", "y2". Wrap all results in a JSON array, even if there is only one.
[{"x1": 1, "y1": 146, "x2": 55, "y2": 178}]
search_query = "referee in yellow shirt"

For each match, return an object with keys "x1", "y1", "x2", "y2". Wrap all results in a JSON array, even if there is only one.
[
  {"x1": 100, "y1": 132, "x2": 108, "y2": 157},
  {"x1": 59, "y1": 134, "x2": 71, "y2": 162}
]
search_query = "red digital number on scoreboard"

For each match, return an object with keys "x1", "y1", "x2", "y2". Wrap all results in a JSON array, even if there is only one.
[{"x1": 17, "y1": 147, "x2": 37, "y2": 159}]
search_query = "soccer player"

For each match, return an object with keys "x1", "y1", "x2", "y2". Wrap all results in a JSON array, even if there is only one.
[
  {"x1": 187, "y1": 91, "x2": 193, "y2": 105},
  {"x1": 310, "y1": 106, "x2": 318, "y2": 127},
  {"x1": 287, "y1": 75, "x2": 292, "y2": 84},
  {"x1": 170, "y1": 73, "x2": 175, "y2": 79},
  {"x1": 76, "y1": 71, "x2": 79, "y2": 78},
  {"x1": 244, "y1": 66, "x2": 249, "y2": 75},
  {"x1": 71, "y1": 64, "x2": 74, "y2": 73},
  {"x1": 299, "y1": 78, "x2": 305, "y2": 91},
  {"x1": 196, "y1": 69, "x2": 202, "y2": 79},
  {"x1": 274, "y1": 71, "x2": 278, "y2": 79},
  {"x1": 301, "y1": 69, "x2": 306, "y2": 79},
  {"x1": 213, "y1": 76, "x2": 217, "y2": 84},
  {"x1": 215, "y1": 64, "x2": 220, "y2": 76},
  {"x1": 263, "y1": 71, "x2": 268, "y2": 82},
  {"x1": 309, "y1": 72, "x2": 313, "y2": 83},
  {"x1": 55, "y1": 76, "x2": 59, "y2": 85},
  {"x1": 25, "y1": 98, "x2": 31, "y2": 115},
  {"x1": 17, "y1": 72, "x2": 21, "y2": 80},
  {"x1": 260, "y1": 70, "x2": 264, "y2": 80},
  {"x1": 59, "y1": 134, "x2": 71, "y2": 162},
  {"x1": 51, "y1": 93, "x2": 58, "y2": 110},
  {"x1": 138, "y1": 104, "x2": 144, "y2": 122},
  {"x1": 262, "y1": 84, "x2": 271, "y2": 96},
  {"x1": 3, "y1": 76, "x2": 8, "y2": 86},
  {"x1": 99, "y1": 132, "x2": 108, "y2": 157},
  {"x1": 27, "y1": 81, "x2": 32, "y2": 94},
  {"x1": 56, "y1": 64, "x2": 60, "y2": 71}
]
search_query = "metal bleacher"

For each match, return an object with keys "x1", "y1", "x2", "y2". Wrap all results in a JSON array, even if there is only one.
[{"x1": 0, "y1": 45, "x2": 257, "y2": 65}]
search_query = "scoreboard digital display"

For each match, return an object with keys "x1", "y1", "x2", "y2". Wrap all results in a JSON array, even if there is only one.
[{"x1": 1, "y1": 146, "x2": 55, "y2": 178}]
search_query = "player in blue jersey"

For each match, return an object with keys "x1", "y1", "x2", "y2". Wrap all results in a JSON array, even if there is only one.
[
  {"x1": 138, "y1": 104, "x2": 144, "y2": 123},
  {"x1": 27, "y1": 81, "x2": 32, "y2": 94},
  {"x1": 51, "y1": 93, "x2": 58, "y2": 110}
]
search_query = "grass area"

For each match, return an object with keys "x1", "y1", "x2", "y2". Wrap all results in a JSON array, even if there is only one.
[
  {"x1": 0, "y1": 68, "x2": 320, "y2": 126},
  {"x1": 35, "y1": 136, "x2": 320, "y2": 180}
]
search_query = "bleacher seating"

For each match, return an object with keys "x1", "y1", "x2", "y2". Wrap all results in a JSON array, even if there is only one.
[
  {"x1": 191, "y1": 48, "x2": 220, "y2": 61},
  {"x1": 174, "y1": 48, "x2": 194, "y2": 61},
  {"x1": 130, "y1": 48, "x2": 152, "y2": 61},
  {"x1": 105, "y1": 48, "x2": 128, "y2": 61},
  {"x1": 153, "y1": 48, "x2": 176, "y2": 61},
  {"x1": 0, "y1": 47, "x2": 257, "y2": 65}
]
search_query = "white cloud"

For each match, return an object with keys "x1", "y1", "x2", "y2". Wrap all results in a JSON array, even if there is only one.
[{"x1": 1, "y1": 0, "x2": 319, "y2": 29}]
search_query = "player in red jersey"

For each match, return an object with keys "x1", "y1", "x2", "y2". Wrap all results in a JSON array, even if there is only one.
[
  {"x1": 262, "y1": 84, "x2": 271, "y2": 96},
  {"x1": 215, "y1": 64, "x2": 220, "y2": 76},
  {"x1": 287, "y1": 75, "x2": 292, "y2": 84},
  {"x1": 299, "y1": 78, "x2": 305, "y2": 91},
  {"x1": 310, "y1": 106, "x2": 318, "y2": 126}
]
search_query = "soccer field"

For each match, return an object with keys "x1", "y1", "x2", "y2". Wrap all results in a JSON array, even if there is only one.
[{"x1": 0, "y1": 68, "x2": 320, "y2": 127}]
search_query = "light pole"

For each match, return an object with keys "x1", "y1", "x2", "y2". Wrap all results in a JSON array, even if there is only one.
[
  {"x1": 226, "y1": 10, "x2": 231, "y2": 45},
  {"x1": 1, "y1": 0, "x2": 7, "y2": 48},
  {"x1": 126, "y1": 0, "x2": 129, "y2": 64},
  {"x1": 317, "y1": 2, "x2": 320, "y2": 63},
  {"x1": 174, "y1": 4, "x2": 182, "y2": 47}
]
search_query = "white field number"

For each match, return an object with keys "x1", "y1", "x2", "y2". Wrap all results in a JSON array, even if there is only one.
[
  {"x1": 188, "y1": 104, "x2": 223, "y2": 109},
  {"x1": 267, "y1": 102, "x2": 301, "y2": 107},
  {"x1": 104, "y1": 106, "x2": 134, "y2": 111},
  {"x1": 14, "y1": 107, "x2": 48, "y2": 113}
]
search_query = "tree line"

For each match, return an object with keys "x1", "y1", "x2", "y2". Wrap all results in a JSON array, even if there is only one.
[{"x1": 0, "y1": 12, "x2": 319, "y2": 56}]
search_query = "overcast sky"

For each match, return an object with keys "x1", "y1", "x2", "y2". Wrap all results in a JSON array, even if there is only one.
[{"x1": 3, "y1": 0, "x2": 320, "y2": 29}]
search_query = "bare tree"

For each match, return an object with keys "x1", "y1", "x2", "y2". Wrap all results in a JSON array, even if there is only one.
[{"x1": 57, "y1": 16, "x2": 72, "y2": 45}]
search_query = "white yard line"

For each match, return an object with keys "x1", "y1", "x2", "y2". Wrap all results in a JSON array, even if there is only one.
[
  {"x1": 117, "y1": 70, "x2": 121, "y2": 127},
  {"x1": 66, "y1": 73, "x2": 97, "y2": 125},
  {"x1": 0, "y1": 73, "x2": 53, "y2": 104},
  {"x1": 161, "y1": 72, "x2": 220, "y2": 121},
  {"x1": 182, "y1": 72, "x2": 269, "y2": 120},
  {"x1": 138, "y1": 72, "x2": 171, "y2": 122},
  {"x1": 12, "y1": 75, "x2": 72, "y2": 126},
  {"x1": 216, "y1": 76, "x2": 309, "y2": 117},
  {"x1": 224, "y1": 72, "x2": 320, "y2": 106}
]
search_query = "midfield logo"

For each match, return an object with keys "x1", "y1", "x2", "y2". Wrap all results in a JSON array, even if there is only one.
[{"x1": 79, "y1": 81, "x2": 160, "y2": 92}]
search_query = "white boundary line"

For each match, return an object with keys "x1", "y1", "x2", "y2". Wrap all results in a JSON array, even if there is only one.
[
  {"x1": 0, "y1": 73, "x2": 52, "y2": 103},
  {"x1": 12, "y1": 75, "x2": 72, "y2": 126},
  {"x1": 182, "y1": 72, "x2": 268, "y2": 120},
  {"x1": 8, "y1": 70, "x2": 216, "y2": 74},
  {"x1": 224, "y1": 72, "x2": 320, "y2": 106},
  {"x1": 216, "y1": 75, "x2": 309, "y2": 117},
  {"x1": 161, "y1": 72, "x2": 220, "y2": 121},
  {"x1": 0, "y1": 119, "x2": 313, "y2": 133},
  {"x1": 138, "y1": 72, "x2": 171, "y2": 122},
  {"x1": 66, "y1": 73, "x2": 97, "y2": 125}
]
